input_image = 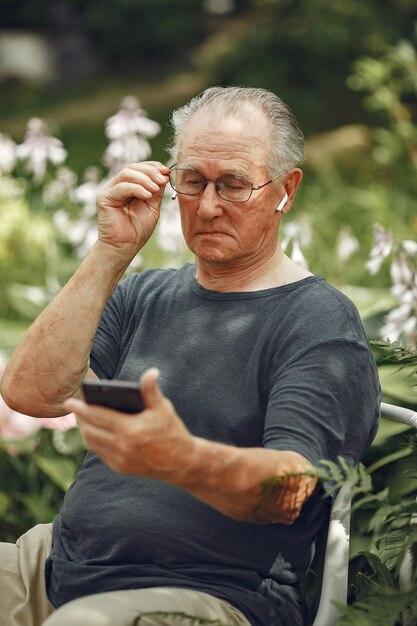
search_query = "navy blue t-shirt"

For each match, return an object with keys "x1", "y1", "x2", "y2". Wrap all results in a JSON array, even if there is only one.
[{"x1": 46, "y1": 265, "x2": 380, "y2": 626}]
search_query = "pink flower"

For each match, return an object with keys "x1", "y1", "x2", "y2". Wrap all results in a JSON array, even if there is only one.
[
  {"x1": 16, "y1": 117, "x2": 67, "y2": 184},
  {"x1": 367, "y1": 226, "x2": 417, "y2": 346},
  {"x1": 0, "y1": 393, "x2": 39, "y2": 440},
  {"x1": 336, "y1": 227, "x2": 360, "y2": 263},
  {"x1": 105, "y1": 96, "x2": 160, "y2": 140},
  {"x1": 37, "y1": 414, "x2": 77, "y2": 431},
  {"x1": 365, "y1": 224, "x2": 394, "y2": 275},
  {"x1": 0, "y1": 392, "x2": 77, "y2": 441},
  {"x1": 103, "y1": 96, "x2": 160, "y2": 173}
]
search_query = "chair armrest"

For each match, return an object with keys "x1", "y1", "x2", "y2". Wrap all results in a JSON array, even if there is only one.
[
  {"x1": 380, "y1": 402, "x2": 417, "y2": 429},
  {"x1": 311, "y1": 484, "x2": 351, "y2": 626}
]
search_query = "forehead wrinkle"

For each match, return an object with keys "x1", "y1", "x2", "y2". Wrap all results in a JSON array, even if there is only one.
[
  {"x1": 178, "y1": 141, "x2": 266, "y2": 179},
  {"x1": 177, "y1": 114, "x2": 270, "y2": 177}
]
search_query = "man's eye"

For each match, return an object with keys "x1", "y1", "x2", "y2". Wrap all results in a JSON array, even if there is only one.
[
  {"x1": 183, "y1": 174, "x2": 203, "y2": 185},
  {"x1": 223, "y1": 177, "x2": 246, "y2": 190}
]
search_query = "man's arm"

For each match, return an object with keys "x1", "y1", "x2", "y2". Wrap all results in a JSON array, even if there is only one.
[
  {"x1": 0, "y1": 163, "x2": 169, "y2": 417},
  {"x1": 182, "y1": 438, "x2": 317, "y2": 525},
  {"x1": 65, "y1": 368, "x2": 317, "y2": 525}
]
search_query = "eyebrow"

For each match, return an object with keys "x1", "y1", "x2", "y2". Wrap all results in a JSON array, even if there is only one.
[{"x1": 176, "y1": 164, "x2": 250, "y2": 180}]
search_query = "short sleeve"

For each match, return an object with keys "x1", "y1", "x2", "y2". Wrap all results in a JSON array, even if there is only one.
[
  {"x1": 263, "y1": 339, "x2": 380, "y2": 467},
  {"x1": 89, "y1": 282, "x2": 126, "y2": 379}
]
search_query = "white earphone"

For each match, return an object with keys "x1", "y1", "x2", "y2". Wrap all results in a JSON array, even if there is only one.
[
  {"x1": 171, "y1": 192, "x2": 177, "y2": 200},
  {"x1": 276, "y1": 192, "x2": 288, "y2": 212}
]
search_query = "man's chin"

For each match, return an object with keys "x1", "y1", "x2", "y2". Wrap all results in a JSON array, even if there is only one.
[{"x1": 192, "y1": 244, "x2": 236, "y2": 264}]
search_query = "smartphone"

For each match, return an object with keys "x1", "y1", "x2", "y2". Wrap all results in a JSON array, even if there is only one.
[{"x1": 82, "y1": 379, "x2": 144, "y2": 413}]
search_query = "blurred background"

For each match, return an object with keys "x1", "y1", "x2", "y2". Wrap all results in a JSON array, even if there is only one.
[
  {"x1": 0, "y1": 0, "x2": 416, "y2": 342},
  {"x1": 0, "y1": 2, "x2": 417, "y2": 618}
]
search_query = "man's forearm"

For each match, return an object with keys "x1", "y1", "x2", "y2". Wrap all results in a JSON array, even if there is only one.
[
  {"x1": 1, "y1": 241, "x2": 134, "y2": 417},
  {"x1": 178, "y1": 438, "x2": 317, "y2": 525}
]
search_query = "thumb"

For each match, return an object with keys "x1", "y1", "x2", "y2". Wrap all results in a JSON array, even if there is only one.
[{"x1": 140, "y1": 368, "x2": 164, "y2": 409}]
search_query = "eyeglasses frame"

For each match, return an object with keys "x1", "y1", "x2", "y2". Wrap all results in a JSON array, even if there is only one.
[{"x1": 168, "y1": 164, "x2": 287, "y2": 204}]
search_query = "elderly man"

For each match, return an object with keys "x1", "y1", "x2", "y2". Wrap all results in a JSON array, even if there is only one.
[{"x1": 1, "y1": 86, "x2": 380, "y2": 626}]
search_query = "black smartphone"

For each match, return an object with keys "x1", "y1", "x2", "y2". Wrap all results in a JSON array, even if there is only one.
[{"x1": 82, "y1": 379, "x2": 144, "y2": 413}]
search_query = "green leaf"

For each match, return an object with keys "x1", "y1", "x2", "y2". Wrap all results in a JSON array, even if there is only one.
[
  {"x1": 52, "y1": 428, "x2": 85, "y2": 456},
  {"x1": 0, "y1": 491, "x2": 11, "y2": 516},
  {"x1": 33, "y1": 455, "x2": 78, "y2": 491},
  {"x1": 378, "y1": 365, "x2": 417, "y2": 404},
  {"x1": 366, "y1": 446, "x2": 414, "y2": 474},
  {"x1": 371, "y1": 418, "x2": 412, "y2": 448},
  {"x1": 16, "y1": 492, "x2": 56, "y2": 524},
  {"x1": 6, "y1": 283, "x2": 52, "y2": 320},
  {"x1": 0, "y1": 318, "x2": 29, "y2": 357},
  {"x1": 376, "y1": 529, "x2": 407, "y2": 570}
]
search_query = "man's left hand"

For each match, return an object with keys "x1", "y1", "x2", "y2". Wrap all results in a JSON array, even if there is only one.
[{"x1": 64, "y1": 369, "x2": 197, "y2": 483}]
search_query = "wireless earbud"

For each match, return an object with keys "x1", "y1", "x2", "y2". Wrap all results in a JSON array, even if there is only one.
[
  {"x1": 275, "y1": 192, "x2": 288, "y2": 212},
  {"x1": 171, "y1": 192, "x2": 177, "y2": 200}
]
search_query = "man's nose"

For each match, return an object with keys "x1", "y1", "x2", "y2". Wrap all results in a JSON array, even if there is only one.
[{"x1": 197, "y1": 181, "x2": 224, "y2": 218}]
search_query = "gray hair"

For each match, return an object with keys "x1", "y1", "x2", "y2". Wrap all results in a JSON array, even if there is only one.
[{"x1": 167, "y1": 86, "x2": 305, "y2": 175}]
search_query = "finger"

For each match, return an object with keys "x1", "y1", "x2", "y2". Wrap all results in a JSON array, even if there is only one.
[
  {"x1": 116, "y1": 165, "x2": 169, "y2": 189},
  {"x1": 102, "y1": 181, "x2": 158, "y2": 204},
  {"x1": 79, "y1": 426, "x2": 120, "y2": 464},
  {"x1": 126, "y1": 162, "x2": 170, "y2": 180},
  {"x1": 128, "y1": 161, "x2": 169, "y2": 173},
  {"x1": 140, "y1": 368, "x2": 164, "y2": 409},
  {"x1": 64, "y1": 398, "x2": 122, "y2": 431},
  {"x1": 117, "y1": 170, "x2": 166, "y2": 192}
]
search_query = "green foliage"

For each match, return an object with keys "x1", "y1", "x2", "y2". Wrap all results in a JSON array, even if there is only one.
[
  {"x1": 198, "y1": 0, "x2": 417, "y2": 133},
  {"x1": 308, "y1": 384, "x2": 417, "y2": 623},
  {"x1": 0, "y1": 0, "x2": 205, "y2": 75},
  {"x1": 372, "y1": 341, "x2": 417, "y2": 379},
  {"x1": 347, "y1": 38, "x2": 417, "y2": 202},
  {"x1": 78, "y1": 0, "x2": 205, "y2": 71},
  {"x1": 336, "y1": 586, "x2": 417, "y2": 626},
  {"x1": 0, "y1": 428, "x2": 85, "y2": 542},
  {"x1": 0, "y1": 178, "x2": 56, "y2": 319},
  {"x1": 295, "y1": 34, "x2": 417, "y2": 289}
]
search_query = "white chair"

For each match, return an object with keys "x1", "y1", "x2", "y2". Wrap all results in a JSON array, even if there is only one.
[{"x1": 310, "y1": 402, "x2": 417, "y2": 626}]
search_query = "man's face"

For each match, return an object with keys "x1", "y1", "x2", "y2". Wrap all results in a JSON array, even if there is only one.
[{"x1": 176, "y1": 110, "x2": 284, "y2": 268}]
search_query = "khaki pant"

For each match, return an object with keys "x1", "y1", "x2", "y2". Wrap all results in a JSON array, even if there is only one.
[
  {"x1": 0, "y1": 524, "x2": 54, "y2": 626},
  {"x1": 0, "y1": 524, "x2": 252, "y2": 626}
]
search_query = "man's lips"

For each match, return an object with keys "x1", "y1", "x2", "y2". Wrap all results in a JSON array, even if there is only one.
[{"x1": 196, "y1": 231, "x2": 230, "y2": 237}]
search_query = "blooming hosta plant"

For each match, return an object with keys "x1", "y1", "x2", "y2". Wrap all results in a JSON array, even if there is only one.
[
  {"x1": 103, "y1": 95, "x2": 161, "y2": 174},
  {"x1": 16, "y1": 117, "x2": 67, "y2": 184},
  {"x1": 0, "y1": 95, "x2": 189, "y2": 321},
  {"x1": 366, "y1": 224, "x2": 417, "y2": 346},
  {"x1": 0, "y1": 96, "x2": 177, "y2": 540}
]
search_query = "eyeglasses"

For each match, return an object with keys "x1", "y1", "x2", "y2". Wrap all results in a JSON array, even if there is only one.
[{"x1": 169, "y1": 165, "x2": 286, "y2": 203}]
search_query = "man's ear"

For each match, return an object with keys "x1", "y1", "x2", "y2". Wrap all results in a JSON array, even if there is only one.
[{"x1": 280, "y1": 168, "x2": 303, "y2": 215}]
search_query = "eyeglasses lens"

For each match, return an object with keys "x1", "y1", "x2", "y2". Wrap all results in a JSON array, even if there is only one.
[{"x1": 170, "y1": 169, "x2": 252, "y2": 202}]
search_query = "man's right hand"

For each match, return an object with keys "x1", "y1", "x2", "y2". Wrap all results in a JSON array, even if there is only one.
[{"x1": 96, "y1": 161, "x2": 170, "y2": 253}]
